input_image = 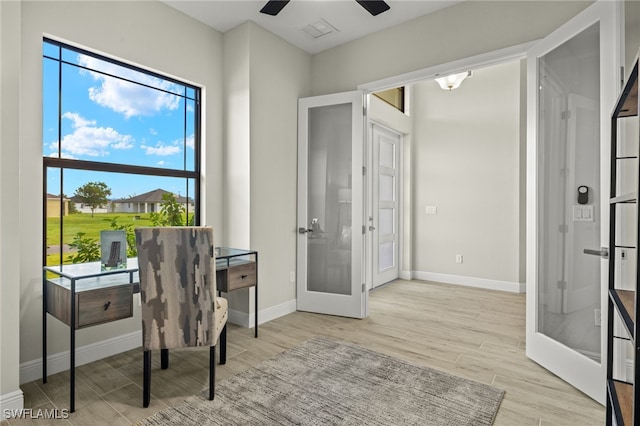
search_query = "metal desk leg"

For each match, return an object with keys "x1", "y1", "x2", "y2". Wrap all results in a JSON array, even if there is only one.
[
  {"x1": 42, "y1": 276, "x2": 47, "y2": 383},
  {"x1": 254, "y1": 253, "x2": 258, "y2": 338},
  {"x1": 70, "y1": 278, "x2": 76, "y2": 413}
]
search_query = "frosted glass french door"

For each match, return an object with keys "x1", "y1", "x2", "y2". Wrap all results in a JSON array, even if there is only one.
[
  {"x1": 526, "y1": 0, "x2": 620, "y2": 403},
  {"x1": 296, "y1": 91, "x2": 367, "y2": 318}
]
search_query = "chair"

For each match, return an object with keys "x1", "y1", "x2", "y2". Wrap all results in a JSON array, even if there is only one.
[{"x1": 135, "y1": 226, "x2": 228, "y2": 407}]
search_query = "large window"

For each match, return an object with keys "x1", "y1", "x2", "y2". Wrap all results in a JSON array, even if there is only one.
[{"x1": 43, "y1": 39, "x2": 201, "y2": 266}]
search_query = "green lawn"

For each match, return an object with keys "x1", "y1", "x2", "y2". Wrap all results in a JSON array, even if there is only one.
[
  {"x1": 46, "y1": 213, "x2": 154, "y2": 246},
  {"x1": 46, "y1": 213, "x2": 155, "y2": 265}
]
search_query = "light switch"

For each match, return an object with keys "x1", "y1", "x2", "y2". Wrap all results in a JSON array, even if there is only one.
[
  {"x1": 425, "y1": 206, "x2": 437, "y2": 215},
  {"x1": 573, "y1": 205, "x2": 594, "y2": 222}
]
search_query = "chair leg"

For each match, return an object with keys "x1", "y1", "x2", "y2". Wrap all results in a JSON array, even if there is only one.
[
  {"x1": 220, "y1": 323, "x2": 227, "y2": 365},
  {"x1": 209, "y1": 346, "x2": 215, "y2": 400},
  {"x1": 143, "y1": 350, "x2": 151, "y2": 408},
  {"x1": 161, "y1": 348, "x2": 169, "y2": 370}
]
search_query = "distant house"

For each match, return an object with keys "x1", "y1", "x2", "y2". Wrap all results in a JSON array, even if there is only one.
[
  {"x1": 70, "y1": 195, "x2": 108, "y2": 215},
  {"x1": 45, "y1": 194, "x2": 69, "y2": 218},
  {"x1": 110, "y1": 189, "x2": 194, "y2": 214}
]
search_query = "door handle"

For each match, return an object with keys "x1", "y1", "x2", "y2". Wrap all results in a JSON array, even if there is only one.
[
  {"x1": 298, "y1": 227, "x2": 313, "y2": 234},
  {"x1": 583, "y1": 247, "x2": 609, "y2": 259}
]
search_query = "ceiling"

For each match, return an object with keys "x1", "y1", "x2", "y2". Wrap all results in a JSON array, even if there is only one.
[{"x1": 163, "y1": 0, "x2": 461, "y2": 55}]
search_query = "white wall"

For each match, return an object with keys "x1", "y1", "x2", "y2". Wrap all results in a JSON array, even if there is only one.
[
  {"x1": 411, "y1": 61, "x2": 522, "y2": 290},
  {"x1": 311, "y1": 1, "x2": 591, "y2": 95},
  {"x1": 224, "y1": 21, "x2": 311, "y2": 323},
  {"x1": 0, "y1": 0, "x2": 24, "y2": 412},
  {"x1": 15, "y1": 0, "x2": 223, "y2": 384}
]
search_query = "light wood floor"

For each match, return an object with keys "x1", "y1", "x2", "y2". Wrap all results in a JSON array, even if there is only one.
[{"x1": 4, "y1": 279, "x2": 604, "y2": 425}]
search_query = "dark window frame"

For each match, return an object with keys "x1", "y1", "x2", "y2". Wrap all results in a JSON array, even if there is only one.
[{"x1": 42, "y1": 38, "x2": 202, "y2": 266}]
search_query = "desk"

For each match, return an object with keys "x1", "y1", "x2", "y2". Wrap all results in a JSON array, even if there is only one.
[{"x1": 43, "y1": 247, "x2": 257, "y2": 412}]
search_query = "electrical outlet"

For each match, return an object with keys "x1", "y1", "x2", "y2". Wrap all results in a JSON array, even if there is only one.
[
  {"x1": 595, "y1": 309, "x2": 601, "y2": 327},
  {"x1": 455, "y1": 254, "x2": 463, "y2": 264}
]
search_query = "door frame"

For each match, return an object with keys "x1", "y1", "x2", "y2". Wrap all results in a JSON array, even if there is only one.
[{"x1": 525, "y1": 0, "x2": 622, "y2": 404}]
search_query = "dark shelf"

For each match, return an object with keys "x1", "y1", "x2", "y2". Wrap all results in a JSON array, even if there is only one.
[
  {"x1": 610, "y1": 290, "x2": 635, "y2": 340},
  {"x1": 608, "y1": 379, "x2": 633, "y2": 426}
]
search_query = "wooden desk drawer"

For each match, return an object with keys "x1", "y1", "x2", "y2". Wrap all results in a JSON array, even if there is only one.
[
  {"x1": 77, "y1": 285, "x2": 133, "y2": 328},
  {"x1": 218, "y1": 262, "x2": 256, "y2": 292},
  {"x1": 46, "y1": 281, "x2": 133, "y2": 329}
]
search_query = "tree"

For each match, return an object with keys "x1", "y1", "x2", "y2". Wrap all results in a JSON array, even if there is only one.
[
  {"x1": 150, "y1": 193, "x2": 186, "y2": 226},
  {"x1": 74, "y1": 181, "x2": 112, "y2": 217}
]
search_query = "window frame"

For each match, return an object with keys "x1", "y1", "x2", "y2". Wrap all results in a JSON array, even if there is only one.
[{"x1": 42, "y1": 38, "x2": 202, "y2": 266}]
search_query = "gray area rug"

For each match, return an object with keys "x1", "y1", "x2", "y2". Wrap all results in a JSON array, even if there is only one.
[{"x1": 136, "y1": 336, "x2": 504, "y2": 425}]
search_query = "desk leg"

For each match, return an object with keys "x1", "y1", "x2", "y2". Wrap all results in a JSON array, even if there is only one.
[
  {"x1": 70, "y1": 279, "x2": 76, "y2": 413},
  {"x1": 42, "y1": 276, "x2": 47, "y2": 383},
  {"x1": 254, "y1": 253, "x2": 258, "y2": 338}
]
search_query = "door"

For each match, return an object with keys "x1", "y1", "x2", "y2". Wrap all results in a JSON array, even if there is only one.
[
  {"x1": 297, "y1": 91, "x2": 367, "y2": 318},
  {"x1": 371, "y1": 123, "x2": 401, "y2": 287},
  {"x1": 526, "y1": 0, "x2": 620, "y2": 403}
]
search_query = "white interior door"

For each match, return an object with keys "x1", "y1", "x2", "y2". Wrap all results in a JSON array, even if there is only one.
[
  {"x1": 371, "y1": 123, "x2": 401, "y2": 287},
  {"x1": 297, "y1": 91, "x2": 367, "y2": 318},
  {"x1": 526, "y1": 0, "x2": 620, "y2": 403}
]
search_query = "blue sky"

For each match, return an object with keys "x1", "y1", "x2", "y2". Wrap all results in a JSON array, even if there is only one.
[{"x1": 43, "y1": 42, "x2": 196, "y2": 200}]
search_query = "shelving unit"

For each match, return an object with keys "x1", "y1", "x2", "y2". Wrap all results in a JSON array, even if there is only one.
[{"x1": 607, "y1": 56, "x2": 640, "y2": 426}]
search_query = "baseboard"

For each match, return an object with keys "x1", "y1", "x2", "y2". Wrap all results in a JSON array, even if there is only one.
[
  {"x1": 413, "y1": 271, "x2": 525, "y2": 293},
  {"x1": 228, "y1": 299, "x2": 297, "y2": 328},
  {"x1": 399, "y1": 270, "x2": 413, "y2": 280},
  {"x1": 20, "y1": 330, "x2": 141, "y2": 385},
  {"x1": 0, "y1": 390, "x2": 24, "y2": 418}
]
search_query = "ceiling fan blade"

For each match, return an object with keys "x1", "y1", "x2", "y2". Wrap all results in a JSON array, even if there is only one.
[
  {"x1": 356, "y1": 0, "x2": 390, "y2": 16},
  {"x1": 260, "y1": 0, "x2": 290, "y2": 16}
]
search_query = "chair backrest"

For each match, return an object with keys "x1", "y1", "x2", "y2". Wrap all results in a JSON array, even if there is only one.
[{"x1": 135, "y1": 227, "x2": 216, "y2": 351}]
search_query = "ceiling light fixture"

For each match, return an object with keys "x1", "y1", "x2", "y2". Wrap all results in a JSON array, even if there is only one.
[{"x1": 434, "y1": 71, "x2": 472, "y2": 91}]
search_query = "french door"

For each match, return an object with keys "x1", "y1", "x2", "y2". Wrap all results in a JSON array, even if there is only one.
[
  {"x1": 296, "y1": 91, "x2": 367, "y2": 318},
  {"x1": 526, "y1": 0, "x2": 621, "y2": 403}
]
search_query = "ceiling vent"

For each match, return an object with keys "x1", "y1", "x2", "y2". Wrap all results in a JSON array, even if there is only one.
[{"x1": 301, "y1": 19, "x2": 339, "y2": 39}]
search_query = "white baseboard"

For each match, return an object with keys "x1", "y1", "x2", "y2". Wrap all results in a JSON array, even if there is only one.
[
  {"x1": 228, "y1": 299, "x2": 297, "y2": 328},
  {"x1": 20, "y1": 330, "x2": 141, "y2": 385},
  {"x1": 413, "y1": 271, "x2": 525, "y2": 293},
  {"x1": 399, "y1": 270, "x2": 413, "y2": 280},
  {"x1": 0, "y1": 390, "x2": 24, "y2": 418}
]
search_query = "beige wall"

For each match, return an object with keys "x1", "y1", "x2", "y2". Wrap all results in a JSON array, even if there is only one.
[
  {"x1": 13, "y1": 0, "x2": 224, "y2": 384},
  {"x1": 0, "y1": 0, "x2": 22, "y2": 405},
  {"x1": 311, "y1": 1, "x2": 592, "y2": 95},
  {"x1": 223, "y1": 22, "x2": 311, "y2": 317},
  {"x1": 411, "y1": 60, "x2": 522, "y2": 284}
]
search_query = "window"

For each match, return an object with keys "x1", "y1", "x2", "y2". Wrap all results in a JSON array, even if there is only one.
[
  {"x1": 43, "y1": 39, "x2": 201, "y2": 266},
  {"x1": 373, "y1": 87, "x2": 405, "y2": 113}
]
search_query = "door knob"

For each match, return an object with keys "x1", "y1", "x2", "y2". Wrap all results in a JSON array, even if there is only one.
[{"x1": 298, "y1": 227, "x2": 313, "y2": 234}]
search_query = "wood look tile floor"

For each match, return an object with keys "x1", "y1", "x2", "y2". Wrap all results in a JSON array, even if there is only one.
[{"x1": 4, "y1": 279, "x2": 604, "y2": 425}]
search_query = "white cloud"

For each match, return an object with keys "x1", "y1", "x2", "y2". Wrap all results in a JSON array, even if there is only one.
[
  {"x1": 62, "y1": 112, "x2": 96, "y2": 128},
  {"x1": 53, "y1": 112, "x2": 134, "y2": 157},
  {"x1": 141, "y1": 142, "x2": 181, "y2": 156},
  {"x1": 185, "y1": 134, "x2": 195, "y2": 150},
  {"x1": 78, "y1": 55, "x2": 181, "y2": 118}
]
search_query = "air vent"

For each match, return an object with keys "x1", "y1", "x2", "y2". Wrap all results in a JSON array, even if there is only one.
[{"x1": 301, "y1": 19, "x2": 339, "y2": 39}]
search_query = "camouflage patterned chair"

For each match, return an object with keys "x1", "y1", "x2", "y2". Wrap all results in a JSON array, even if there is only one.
[{"x1": 135, "y1": 226, "x2": 228, "y2": 407}]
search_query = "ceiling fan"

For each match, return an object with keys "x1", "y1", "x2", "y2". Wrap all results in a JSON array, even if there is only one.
[{"x1": 260, "y1": 1, "x2": 391, "y2": 17}]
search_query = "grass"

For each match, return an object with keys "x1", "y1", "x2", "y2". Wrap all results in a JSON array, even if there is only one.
[
  {"x1": 46, "y1": 213, "x2": 154, "y2": 247},
  {"x1": 46, "y1": 213, "x2": 154, "y2": 265}
]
